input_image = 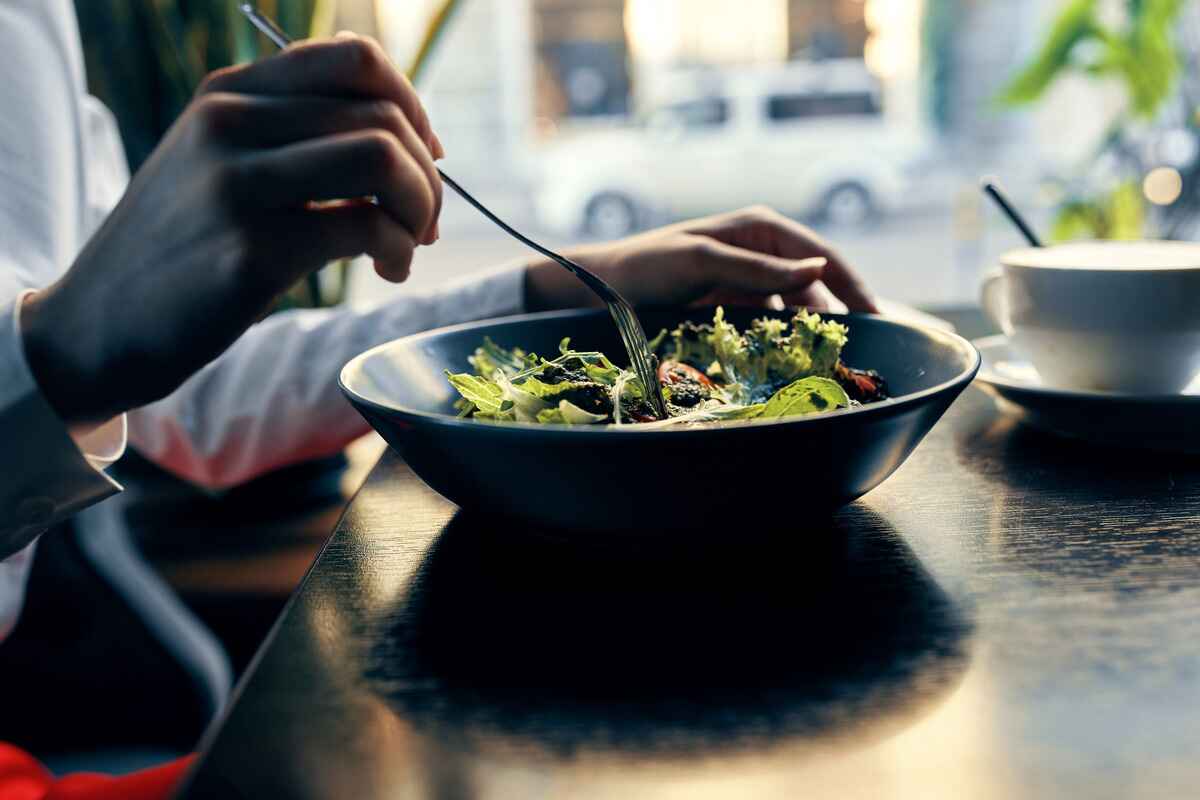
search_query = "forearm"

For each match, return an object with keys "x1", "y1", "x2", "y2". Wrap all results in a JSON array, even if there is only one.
[{"x1": 129, "y1": 263, "x2": 526, "y2": 489}]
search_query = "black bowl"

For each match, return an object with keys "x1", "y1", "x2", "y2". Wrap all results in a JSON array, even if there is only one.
[{"x1": 339, "y1": 307, "x2": 979, "y2": 535}]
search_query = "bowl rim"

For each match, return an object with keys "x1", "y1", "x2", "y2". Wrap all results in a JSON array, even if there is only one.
[{"x1": 338, "y1": 307, "x2": 982, "y2": 438}]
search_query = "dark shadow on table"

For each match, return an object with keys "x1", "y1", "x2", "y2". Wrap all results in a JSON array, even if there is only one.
[
  {"x1": 363, "y1": 507, "x2": 972, "y2": 762},
  {"x1": 957, "y1": 412, "x2": 1200, "y2": 484},
  {"x1": 955, "y1": 413, "x2": 1200, "y2": 583}
]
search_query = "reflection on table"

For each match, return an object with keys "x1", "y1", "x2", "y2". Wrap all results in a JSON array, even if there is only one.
[{"x1": 181, "y1": 387, "x2": 1200, "y2": 800}]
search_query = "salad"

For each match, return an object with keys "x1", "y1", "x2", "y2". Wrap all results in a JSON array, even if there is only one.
[{"x1": 446, "y1": 308, "x2": 887, "y2": 427}]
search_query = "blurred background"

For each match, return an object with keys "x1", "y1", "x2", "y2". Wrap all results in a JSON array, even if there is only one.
[{"x1": 77, "y1": 0, "x2": 1200, "y2": 311}]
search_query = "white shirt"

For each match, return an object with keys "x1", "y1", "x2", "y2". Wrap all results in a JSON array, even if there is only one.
[{"x1": 0, "y1": 0, "x2": 526, "y2": 641}]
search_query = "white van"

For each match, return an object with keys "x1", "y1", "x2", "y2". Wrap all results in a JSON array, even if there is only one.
[{"x1": 533, "y1": 60, "x2": 927, "y2": 237}]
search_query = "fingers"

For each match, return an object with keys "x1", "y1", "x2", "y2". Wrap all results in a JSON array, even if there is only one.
[
  {"x1": 200, "y1": 34, "x2": 443, "y2": 159},
  {"x1": 804, "y1": 247, "x2": 875, "y2": 313},
  {"x1": 265, "y1": 203, "x2": 418, "y2": 285},
  {"x1": 691, "y1": 237, "x2": 827, "y2": 294},
  {"x1": 201, "y1": 93, "x2": 441, "y2": 242},
  {"x1": 782, "y1": 281, "x2": 844, "y2": 313},
  {"x1": 691, "y1": 206, "x2": 878, "y2": 313},
  {"x1": 234, "y1": 129, "x2": 437, "y2": 245},
  {"x1": 692, "y1": 288, "x2": 785, "y2": 310}
]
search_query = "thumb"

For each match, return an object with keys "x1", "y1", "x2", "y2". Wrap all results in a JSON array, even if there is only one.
[{"x1": 696, "y1": 238, "x2": 827, "y2": 294}]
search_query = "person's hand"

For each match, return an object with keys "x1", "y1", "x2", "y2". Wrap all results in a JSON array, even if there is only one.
[
  {"x1": 22, "y1": 34, "x2": 441, "y2": 425},
  {"x1": 524, "y1": 205, "x2": 877, "y2": 314}
]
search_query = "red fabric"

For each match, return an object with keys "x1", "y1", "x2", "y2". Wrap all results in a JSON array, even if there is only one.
[{"x1": 0, "y1": 744, "x2": 194, "y2": 800}]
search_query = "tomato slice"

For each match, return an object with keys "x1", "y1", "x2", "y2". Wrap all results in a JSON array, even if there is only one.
[{"x1": 657, "y1": 360, "x2": 716, "y2": 389}]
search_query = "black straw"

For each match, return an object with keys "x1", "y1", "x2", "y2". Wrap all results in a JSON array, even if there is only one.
[{"x1": 981, "y1": 178, "x2": 1044, "y2": 248}]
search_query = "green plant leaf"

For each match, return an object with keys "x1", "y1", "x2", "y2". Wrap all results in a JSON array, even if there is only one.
[
  {"x1": 1125, "y1": 0, "x2": 1184, "y2": 115},
  {"x1": 999, "y1": 0, "x2": 1099, "y2": 106},
  {"x1": 1050, "y1": 181, "x2": 1145, "y2": 241}
]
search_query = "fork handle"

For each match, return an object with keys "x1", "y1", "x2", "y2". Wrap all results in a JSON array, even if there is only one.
[{"x1": 437, "y1": 170, "x2": 602, "y2": 292}]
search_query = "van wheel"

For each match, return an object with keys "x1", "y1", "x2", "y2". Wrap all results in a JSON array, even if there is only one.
[
  {"x1": 821, "y1": 183, "x2": 875, "y2": 227},
  {"x1": 585, "y1": 194, "x2": 638, "y2": 238}
]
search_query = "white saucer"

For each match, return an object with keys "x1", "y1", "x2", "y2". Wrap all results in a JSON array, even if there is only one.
[{"x1": 973, "y1": 335, "x2": 1200, "y2": 453}]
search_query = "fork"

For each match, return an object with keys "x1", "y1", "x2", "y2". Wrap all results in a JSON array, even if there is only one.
[{"x1": 238, "y1": 4, "x2": 669, "y2": 420}]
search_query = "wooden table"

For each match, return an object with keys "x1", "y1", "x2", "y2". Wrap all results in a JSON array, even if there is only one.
[{"x1": 176, "y1": 384, "x2": 1200, "y2": 799}]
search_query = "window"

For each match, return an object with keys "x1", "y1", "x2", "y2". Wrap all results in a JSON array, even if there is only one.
[
  {"x1": 659, "y1": 97, "x2": 730, "y2": 130},
  {"x1": 765, "y1": 92, "x2": 880, "y2": 121}
]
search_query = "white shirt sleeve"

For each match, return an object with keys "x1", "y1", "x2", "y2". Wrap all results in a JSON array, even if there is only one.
[
  {"x1": 128, "y1": 261, "x2": 527, "y2": 489},
  {"x1": 0, "y1": 1, "x2": 131, "y2": 641},
  {"x1": 0, "y1": 294, "x2": 126, "y2": 640}
]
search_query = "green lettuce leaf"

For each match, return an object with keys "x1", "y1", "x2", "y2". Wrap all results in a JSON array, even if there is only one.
[
  {"x1": 694, "y1": 307, "x2": 849, "y2": 400},
  {"x1": 536, "y1": 399, "x2": 609, "y2": 425},
  {"x1": 445, "y1": 371, "x2": 515, "y2": 418},
  {"x1": 712, "y1": 403, "x2": 766, "y2": 420},
  {"x1": 792, "y1": 310, "x2": 848, "y2": 378},
  {"x1": 758, "y1": 376, "x2": 850, "y2": 419},
  {"x1": 669, "y1": 320, "x2": 719, "y2": 369},
  {"x1": 451, "y1": 308, "x2": 857, "y2": 427},
  {"x1": 708, "y1": 307, "x2": 749, "y2": 379}
]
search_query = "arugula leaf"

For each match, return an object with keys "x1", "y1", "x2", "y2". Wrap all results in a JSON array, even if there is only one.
[
  {"x1": 583, "y1": 359, "x2": 622, "y2": 385},
  {"x1": 758, "y1": 377, "x2": 850, "y2": 419},
  {"x1": 647, "y1": 328, "x2": 669, "y2": 352},
  {"x1": 469, "y1": 337, "x2": 536, "y2": 379}
]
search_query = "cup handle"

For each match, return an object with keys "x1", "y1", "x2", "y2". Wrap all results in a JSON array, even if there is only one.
[{"x1": 979, "y1": 270, "x2": 1011, "y2": 335}]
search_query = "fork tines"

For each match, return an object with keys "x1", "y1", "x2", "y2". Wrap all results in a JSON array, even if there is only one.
[{"x1": 609, "y1": 299, "x2": 667, "y2": 419}]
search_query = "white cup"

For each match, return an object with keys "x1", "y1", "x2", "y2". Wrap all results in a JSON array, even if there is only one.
[{"x1": 981, "y1": 241, "x2": 1200, "y2": 393}]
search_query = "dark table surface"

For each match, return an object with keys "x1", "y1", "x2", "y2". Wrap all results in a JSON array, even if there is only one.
[{"x1": 176, "y1": 339, "x2": 1200, "y2": 799}]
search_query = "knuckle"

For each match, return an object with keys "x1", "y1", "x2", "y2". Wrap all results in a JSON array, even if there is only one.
[
  {"x1": 191, "y1": 93, "x2": 224, "y2": 124},
  {"x1": 370, "y1": 100, "x2": 408, "y2": 135},
  {"x1": 360, "y1": 129, "x2": 403, "y2": 172},
  {"x1": 343, "y1": 35, "x2": 387, "y2": 75},
  {"x1": 690, "y1": 236, "x2": 717, "y2": 258},
  {"x1": 196, "y1": 66, "x2": 236, "y2": 95},
  {"x1": 742, "y1": 203, "x2": 776, "y2": 222},
  {"x1": 190, "y1": 92, "x2": 242, "y2": 138}
]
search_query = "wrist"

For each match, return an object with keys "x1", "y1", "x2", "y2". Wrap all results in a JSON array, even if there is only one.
[
  {"x1": 522, "y1": 247, "x2": 607, "y2": 312},
  {"x1": 19, "y1": 289, "x2": 112, "y2": 426}
]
